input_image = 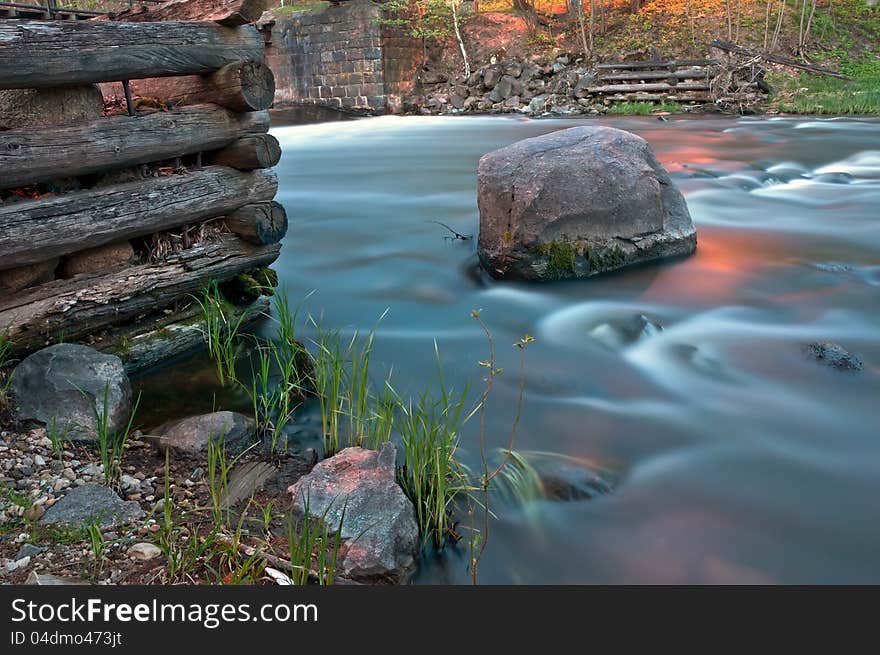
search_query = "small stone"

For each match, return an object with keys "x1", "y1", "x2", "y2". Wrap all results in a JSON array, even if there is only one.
[
  {"x1": 15, "y1": 555, "x2": 31, "y2": 569},
  {"x1": 190, "y1": 467, "x2": 204, "y2": 481},
  {"x1": 23, "y1": 505, "x2": 45, "y2": 522},
  {"x1": 61, "y1": 468, "x2": 76, "y2": 481},
  {"x1": 126, "y1": 542, "x2": 161, "y2": 561},
  {"x1": 804, "y1": 341, "x2": 864, "y2": 371},
  {"x1": 15, "y1": 544, "x2": 45, "y2": 560},
  {"x1": 53, "y1": 479, "x2": 71, "y2": 492},
  {"x1": 33, "y1": 454, "x2": 46, "y2": 467}
]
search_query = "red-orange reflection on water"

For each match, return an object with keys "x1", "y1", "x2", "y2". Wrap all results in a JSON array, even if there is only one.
[{"x1": 638, "y1": 226, "x2": 789, "y2": 306}]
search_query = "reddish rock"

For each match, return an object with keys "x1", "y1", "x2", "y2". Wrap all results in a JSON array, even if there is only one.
[{"x1": 288, "y1": 443, "x2": 418, "y2": 583}]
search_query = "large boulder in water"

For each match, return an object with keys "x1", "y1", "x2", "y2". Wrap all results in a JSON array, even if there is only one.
[
  {"x1": 287, "y1": 443, "x2": 418, "y2": 584},
  {"x1": 477, "y1": 126, "x2": 697, "y2": 280},
  {"x1": 11, "y1": 344, "x2": 132, "y2": 442}
]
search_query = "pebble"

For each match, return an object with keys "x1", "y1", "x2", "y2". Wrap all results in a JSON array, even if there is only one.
[
  {"x1": 126, "y1": 542, "x2": 162, "y2": 561},
  {"x1": 61, "y1": 468, "x2": 76, "y2": 481},
  {"x1": 53, "y1": 479, "x2": 71, "y2": 492},
  {"x1": 33, "y1": 454, "x2": 46, "y2": 467}
]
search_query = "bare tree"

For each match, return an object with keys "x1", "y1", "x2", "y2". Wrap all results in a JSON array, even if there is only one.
[{"x1": 451, "y1": 0, "x2": 471, "y2": 78}]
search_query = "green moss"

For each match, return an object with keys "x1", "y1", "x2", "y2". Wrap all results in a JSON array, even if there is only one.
[
  {"x1": 588, "y1": 245, "x2": 627, "y2": 272},
  {"x1": 537, "y1": 241, "x2": 577, "y2": 279}
]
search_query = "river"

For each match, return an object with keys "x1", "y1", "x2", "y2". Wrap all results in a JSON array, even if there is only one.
[{"x1": 139, "y1": 112, "x2": 880, "y2": 584}]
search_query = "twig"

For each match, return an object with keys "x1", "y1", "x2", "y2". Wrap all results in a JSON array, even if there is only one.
[{"x1": 429, "y1": 220, "x2": 471, "y2": 241}]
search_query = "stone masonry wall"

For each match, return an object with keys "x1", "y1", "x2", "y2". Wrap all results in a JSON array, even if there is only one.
[{"x1": 264, "y1": 0, "x2": 386, "y2": 113}]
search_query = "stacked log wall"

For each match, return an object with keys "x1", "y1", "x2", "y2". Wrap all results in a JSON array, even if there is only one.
[{"x1": 0, "y1": 6, "x2": 286, "y2": 370}]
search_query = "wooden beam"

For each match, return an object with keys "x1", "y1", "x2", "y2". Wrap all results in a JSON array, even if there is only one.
[
  {"x1": 0, "y1": 166, "x2": 277, "y2": 271},
  {"x1": 224, "y1": 201, "x2": 288, "y2": 245},
  {"x1": 125, "y1": 60, "x2": 275, "y2": 113},
  {"x1": 588, "y1": 82, "x2": 710, "y2": 94},
  {"x1": 210, "y1": 134, "x2": 281, "y2": 170},
  {"x1": 596, "y1": 58, "x2": 719, "y2": 70},
  {"x1": 110, "y1": 0, "x2": 270, "y2": 27},
  {"x1": 0, "y1": 21, "x2": 265, "y2": 89},
  {"x1": 598, "y1": 69, "x2": 710, "y2": 82},
  {"x1": 0, "y1": 104, "x2": 269, "y2": 190},
  {"x1": 0, "y1": 235, "x2": 280, "y2": 350}
]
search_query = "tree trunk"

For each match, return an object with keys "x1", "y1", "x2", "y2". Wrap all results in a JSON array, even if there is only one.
[
  {"x1": 210, "y1": 134, "x2": 281, "y2": 170},
  {"x1": 0, "y1": 21, "x2": 264, "y2": 89},
  {"x1": 0, "y1": 167, "x2": 278, "y2": 271},
  {"x1": 0, "y1": 235, "x2": 280, "y2": 350},
  {"x1": 0, "y1": 104, "x2": 269, "y2": 190},
  {"x1": 587, "y1": 82, "x2": 710, "y2": 93},
  {"x1": 109, "y1": 0, "x2": 270, "y2": 27},
  {"x1": 123, "y1": 60, "x2": 276, "y2": 113},
  {"x1": 223, "y1": 201, "x2": 288, "y2": 245}
]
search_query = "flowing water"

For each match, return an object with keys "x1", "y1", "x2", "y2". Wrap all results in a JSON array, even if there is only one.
[{"x1": 139, "y1": 113, "x2": 880, "y2": 584}]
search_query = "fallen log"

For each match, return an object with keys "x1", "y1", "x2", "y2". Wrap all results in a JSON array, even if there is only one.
[
  {"x1": 224, "y1": 201, "x2": 288, "y2": 245},
  {"x1": 0, "y1": 235, "x2": 280, "y2": 350},
  {"x1": 710, "y1": 39, "x2": 850, "y2": 79},
  {"x1": 589, "y1": 82, "x2": 710, "y2": 94},
  {"x1": 0, "y1": 21, "x2": 265, "y2": 89},
  {"x1": 110, "y1": 0, "x2": 270, "y2": 27},
  {"x1": 0, "y1": 104, "x2": 269, "y2": 190},
  {"x1": 0, "y1": 167, "x2": 277, "y2": 271},
  {"x1": 210, "y1": 134, "x2": 281, "y2": 170},
  {"x1": 124, "y1": 60, "x2": 275, "y2": 113}
]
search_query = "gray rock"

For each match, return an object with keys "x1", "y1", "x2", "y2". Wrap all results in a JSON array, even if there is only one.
[
  {"x1": 39, "y1": 484, "x2": 144, "y2": 530},
  {"x1": 152, "y1": 411, "x2": 256, "y2": 455},
  {"x1": 11, "y1": 344, "x2": 131, "y2": 442},
  {"x1": 529, "y1": 94, "x2": 548, "y2": 113},
  {"x1": 590, "y1": 314, "x2": 663, "y2": 349},
  {"x1": 503, "y1": 95, "x2": 521, "y2": 109},
  {"x1": 14, "y1": 544, "x2": 45, "y2": 561},
  {"x1": 573, "y1": 73, "x2": 598, "y2": 98},
  {"x1": 287, "y1": 443, "x2": 418, "y2": 584},
  {"x1": 477, "y1": 126, "x2": 697, "y2": 280},
  {"x1": 482, "y1": 64, "x2": 503, "y2": 89},
  {"x1": 502, "y1": 60, "x2": 523, "y2": 78},
  {"x1": 530, "y1": 454, "x2": 617, "y2": 501},
  {"x1": 804, "y1": 341, "x2": 864, "y2": 371}
]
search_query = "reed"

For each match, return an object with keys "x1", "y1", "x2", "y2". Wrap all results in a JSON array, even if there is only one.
[
  {"x1": 287, "y1": 494, "x2": 345, "y2": 586},
  {"x1": 395, "y1": 343, "x2": 471, "y2": 549},
  {"x1": 93, "y1": 384, "x2": 140, "y2": 488},
  {"x1": 194, "y1": 282, "x2": 250, "y2": 387}
]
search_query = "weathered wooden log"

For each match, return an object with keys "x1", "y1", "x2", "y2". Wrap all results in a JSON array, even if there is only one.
[
  {"x1": 0, "y1": 167, "x2": 278, "y2": 271},
  {"x1": 598, "y1": 69, "x2": 711, "y2": 82},
  {"x1": 210, "y1": 134, "x2": 281, "y2": 170},
  {"x1": 588, "y1": 82, "x2": 710, "y2": 94},
  {"x1": 595, "y1": 59, "x2": 719, "y2": 70},
  {"x1": 99, "y1": 297, "x2": 270, "y2": 374},
  {"x1": 0, "y1": 104, "x2": 269, "y2": 190},
  {"x1": 224, "y1": 201, "x2": 288, "y2": 245},
  {"x1": 126, "y1": 60, "x2": 275, "y2": 113},
  {"x1": 111, "y1": 0, "x2": 270, "y2": 27},
  {"x1": 0, "y1": 21, "x2": 265, "y2": 89},
  {"x1": 0, "y1": 235, "x2": 280, "y2": 350}
]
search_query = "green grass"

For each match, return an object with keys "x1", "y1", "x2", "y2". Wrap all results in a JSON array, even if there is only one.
[
  {"x1": 286, "y1": 495, "x2": 345, "y2": 585},
  {"x1": 194, "y1": 282, "x2": 250, "y2": 387},
  {"x1": 395, "y1": 346, "x2": 471, "y2": 549},
  {"x1": 92, "y1": 384, "x2": 140, "y2": 488},
  {"x1": 606, "y1": 101, "x2": 683, "y2": 115},
  {"x1": 769, "y1": 59, "x2": 880, "y2": 115}
]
